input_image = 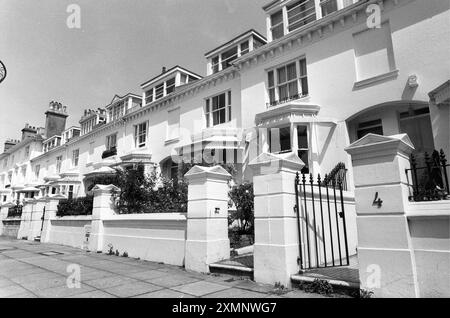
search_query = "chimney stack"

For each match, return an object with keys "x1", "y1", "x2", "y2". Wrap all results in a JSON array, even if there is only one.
[
  {"x1": 21, "y1": 123, "x2": 38, "y2": 141},
  {"x1": 162, "y1": 66, "x2": 167, "y2": 74},
  {"x1": 45, "y1": 101, "x2": 69, "y2": 139},
  {"x1": 3, "y1": 139, "x2": 19, "y2": 152}
]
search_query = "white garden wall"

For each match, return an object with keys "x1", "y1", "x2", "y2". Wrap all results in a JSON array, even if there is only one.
[
  {"x1": 101, "y1": 213, "x2": 187, "y2": 266},
  {"x1": 48, "y1": 216, "x2": 92, "y2": 249}
]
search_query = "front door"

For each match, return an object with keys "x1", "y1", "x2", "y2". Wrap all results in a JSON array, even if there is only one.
[{"x1": 399, "y1": 108, "x2": 435, "y2": 156}]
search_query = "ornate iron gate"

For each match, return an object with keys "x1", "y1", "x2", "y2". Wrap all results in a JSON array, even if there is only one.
[{"x1": 294, "y1": 173, "x2": 350, "y2": 270}]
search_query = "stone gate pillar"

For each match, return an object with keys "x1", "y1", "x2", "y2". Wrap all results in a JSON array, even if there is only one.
[
  {"x1": 345, "y1": 134, "x2": 419, "y2": 298},
  {"x1": 0, "y1": 204, "x2": 10, "y2": 236},
  {"x1": 184, "y1": 165, "x2": 231, "y2": 273},
  {"x1": 249, "y1": 152, "x2": 305, "y2": 287},
  {"x1": 41, "y1": 195, "x2": 65, "y2": 243},
  {"x1": 88, "y1": 185, "x2": 118, "y2": 252}
]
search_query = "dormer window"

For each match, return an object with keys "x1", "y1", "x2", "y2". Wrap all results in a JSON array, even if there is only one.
[
  {"x1": 141, "y1": 66, "x2": 202, "y2": 106},
  {"x1": 320, "y1": 0, "x2": 338, "y2": 17},
  {"x1": 266, "y1": 0, "x2": 358, "y2": 41},
  {"x1": 205, "y1": 30, "x2": 267, "y2": 75},
  {"x1": 109, "y1": 102, "x2": 126, "y2": 122},
  {"x1": 270, "y1": 11, "x2": 284, "y2": 41}
]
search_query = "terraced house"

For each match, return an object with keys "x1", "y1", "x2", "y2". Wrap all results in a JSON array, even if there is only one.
[
  {"x1": 1, "y1": 0, "x2": 448, "y2": 202},
  {"x1": 0, "y1": 0, "x2": 449, "y2": 297}
]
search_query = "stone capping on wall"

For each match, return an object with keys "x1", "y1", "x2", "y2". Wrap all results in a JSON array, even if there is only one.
[
  {"x1": 406, "y1": 201, "x2": 450, "y2": 219},
  {"x1": 52, "y1": 215, "x2": 93, "y2": 221},
  {"x1": 92, "y1": 184, "x2": 120, "y2": 194},
  {"x1": 184, "y1": 165, "x2": 232, "y2": 182},
  {"x1": 102, "y1": 213, "x2": 187, "y2": 222},
  {"x1": 345, "y1": 133, "x2": 415, "y2": 158},
  {"x1": 249, "y1": 152, "x2": 305, "y2": 172}
]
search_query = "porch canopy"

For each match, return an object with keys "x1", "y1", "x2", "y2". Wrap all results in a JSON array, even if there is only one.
[{"x1": 175, "y1": 128, "x2": 243, "y2": 166}]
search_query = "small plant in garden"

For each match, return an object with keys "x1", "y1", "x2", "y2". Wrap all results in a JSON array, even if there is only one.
[
  {"x1": 115, "y1": 249, "x2": 120, "y2": 256},
  {"x1": 122, "y1": 251, "x2": 128, "y2": 258},
  {"x1": 272, "y1": 282, "x2": 289, "y2": 295},
  {"x1": 303, "y1": 279, "x2": 334, "y2": 295},
  {"x1": 228, "y1": 182, "x2": 254, "y2": 249},
  {"x1": 107, "y1": 244, "x2": 114, "y2": 255},
  {"x1": 359, "y1": 289, "x2": 374, "y2": 298}
]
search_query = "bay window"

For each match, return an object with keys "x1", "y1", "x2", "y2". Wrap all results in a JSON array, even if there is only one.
[
  {"x1": 267, "y1": 58, "x2": 308, "y2": 106},
  {"x1": 205, "y1": 91, "x2": 232, "y2": 127},
  {"x1": 134, "y1": 122, "x2": 148, "y2": 149},
  {"x1": 268, "y1": 125, "x2": 310, "y2": 173}
]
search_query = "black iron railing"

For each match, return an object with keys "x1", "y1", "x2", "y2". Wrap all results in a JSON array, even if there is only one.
[
  {"x1": 406, "y1": 149, "x2": 449, "y2": 202},
  {"x1": 323, "y1": 162, "x2": 348, "y2": 191},
  {"x1": 102, "y1": 147, "x2": 117, "y2": 159},
  {"x1": 7, "y1": 204, "x2": 23, "y2": 218},
  {"x1": 266, "y1": 93, "x2": 309, "y2": 108},
  {"x1": 294, "y1": 173, "x2": 350, "y2": 270}
]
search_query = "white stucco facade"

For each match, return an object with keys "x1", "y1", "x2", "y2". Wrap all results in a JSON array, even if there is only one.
[{"x1": 0, "y1": 0, "x2": 448, "y2": 203}]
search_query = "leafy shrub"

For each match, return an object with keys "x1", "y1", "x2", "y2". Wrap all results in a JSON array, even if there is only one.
[
  {"x1": 86, "y1": 174, "x2": 120, "y2": 192},
  {"x1": 57, "y1": 196, "x2": 94, "y2": 217},
  {"x1": 112, "y1": 167, "x2": 188, "y2": 214},
  {"x1": 302, "y1": 279, "x2": 334, "y2": 295},
  {"x1": 359, "y1": 289, "x2": 374, "y2": 298},
  {"x1": 122, "y1": 251, "x2": 129, "y2": 258},
  {"x1": 107, "y1": 244, "x2": 114, "y2": 255},
  {"x1": 228, "y1": 182, "x2": 254, "y2": 247},
  {"x1": 272, "y1": 282, "x2": 289, "y2": 295}
]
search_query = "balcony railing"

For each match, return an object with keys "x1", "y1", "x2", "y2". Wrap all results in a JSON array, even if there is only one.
[
  {"x1": 7, "y1": 204, "x2": 23, "y2": 218},
  {"x1": 102, "y1": 147, "x2": 117, "y2": 159},
  {"x1": 406, "y1": 149, "x2": 449, "y2": 202},
  {"x1": 266, "y1": 93, "x2": 309, "y2": 108}
]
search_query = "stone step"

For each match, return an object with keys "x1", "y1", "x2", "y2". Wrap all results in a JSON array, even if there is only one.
[{"x1": 209, "y1": 263, "x2": 253, "y2": 279}]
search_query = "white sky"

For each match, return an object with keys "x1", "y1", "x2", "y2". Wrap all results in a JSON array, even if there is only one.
[{"x1": 0, "y1": 0, "x2": 268, "y2": 148}]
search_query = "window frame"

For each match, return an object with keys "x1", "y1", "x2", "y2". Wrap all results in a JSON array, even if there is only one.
[
  {"x1": 266, "y1": 57, "x2": 309, "y2": 106},
  {"x1": 106, "y1": 133, "x2": 117, "y2": 151},
  {"x1": 134, "y1": 121, "x2": 148, "y2": 149},
  {"x1": 34, "y1": 165, "x2": 40, "y2": 180},
  {"x1": 56, "y1": 155, "x2": 63, "y2": 174},
  {"x1": 72, "y1": 149, "x2": 80, "y2": 167},
  {"x1": 205, "y1": 91, "x2": 232, "y2": 128}
]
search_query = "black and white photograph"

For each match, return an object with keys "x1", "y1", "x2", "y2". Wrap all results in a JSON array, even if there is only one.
[{"x1": 0, "y1": 0, "x2": 449, "y2": 304}]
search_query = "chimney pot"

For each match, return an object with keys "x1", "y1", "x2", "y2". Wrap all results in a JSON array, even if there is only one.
[{"x1": 162, "y1": 66, "x2": 166, "y2": 73}]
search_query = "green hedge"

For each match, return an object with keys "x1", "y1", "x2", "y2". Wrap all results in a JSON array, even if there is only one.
[{"x1": 57, "y1": 196, "x2": 94, "y2": 217}]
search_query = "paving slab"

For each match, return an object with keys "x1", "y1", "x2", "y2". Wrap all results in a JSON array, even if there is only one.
[
  {"x1": 84, "y1": 276, "x2": 138, "y2": 289},
  {"x1": 67, "y1": 290, "x2": 117, "y2": 298},
  {"x1": 0, "y1": 237, "x2": 341, "y2": 299},
  {"x1": 147, "y1": 273, "x2": 200, "y2": 288},
  {"x1": 106, "y1": 281, "x2": 164, "y2": 298},
  {"x1": 134, "y1": 289, "x2": 196, "y2": 298},
  {"x1": 202, "y1": 288, "x2": 267, "y2": 298},
  {"x1": 172, "y1": 281, "x2": 231, "y2": 297},
  {"x1": 126, "y1": 270, "x2": 169, "y2": 280},
  {"x1": 0, "y1": 284, "x2": 31, "y2": 297},
  {"x1": 34, "y1": 284, "x2": 95, "y2": 298}
]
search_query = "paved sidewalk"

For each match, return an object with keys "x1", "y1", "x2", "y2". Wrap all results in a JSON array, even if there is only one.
[{"x1": 0, "y1": 237, "x2": 327, "y2": 298}]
